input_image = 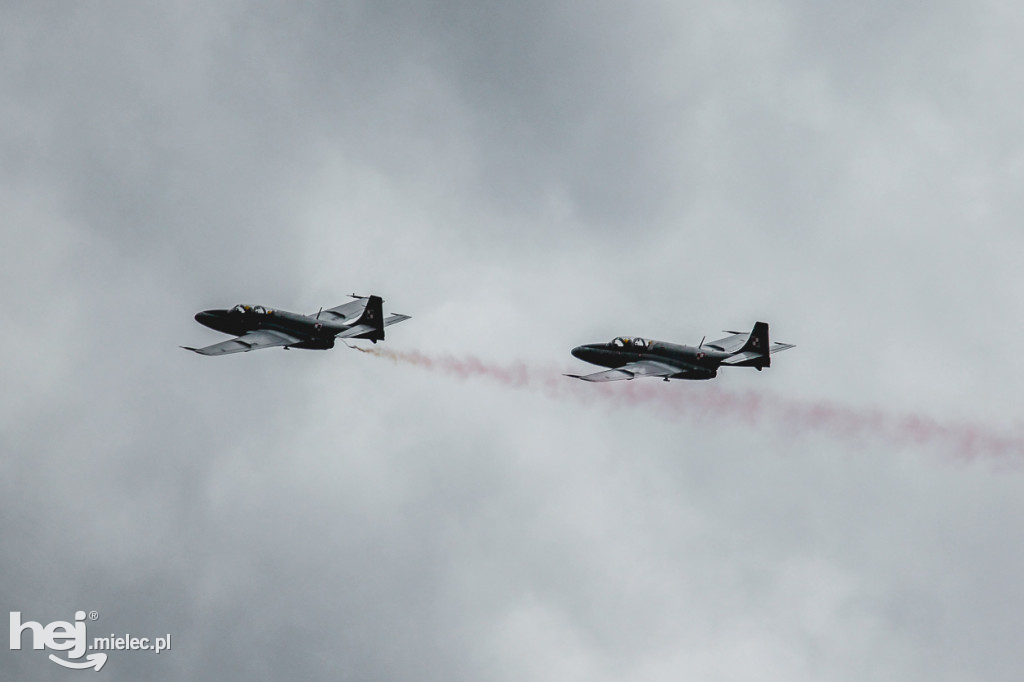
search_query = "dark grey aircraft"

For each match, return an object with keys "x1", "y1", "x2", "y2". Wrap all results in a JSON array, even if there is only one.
[
  {"x1": 183, "y1": 295, "x2": 410, "y2": 356},
  {"x1": 567, "y1": 321, "x2": 794, "y2": 381}
]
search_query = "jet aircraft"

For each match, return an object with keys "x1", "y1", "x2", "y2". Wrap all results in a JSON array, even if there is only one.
[
  {"x1": 567, "y1": 321, "x2": 793, "y2": 381},
  {"x1": 183, "y1": 295, "x2": 409, "y2": 356}
]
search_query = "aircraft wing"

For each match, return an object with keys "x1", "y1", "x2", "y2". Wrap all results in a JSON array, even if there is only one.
[
  {"x1": 182, "y1": 329, "x2": 302, "y2": 356},
  {"x1": 334, "y1": 324, "x2": 375, "y2": 339},
  {"x1": 720, "y1": 350, "x2": 761, "y2": 365},
  {"x1": 565, "y1": 368, "x2": 635, "y2": 382},
  {"x1": 566, "y1": 360, "x2": 687, "y2": 382},
  {"x1": 315, "y1": 297, "x2": 369, "y2": 324}
]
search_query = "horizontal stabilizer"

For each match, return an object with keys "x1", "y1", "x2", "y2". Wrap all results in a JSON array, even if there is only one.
[
  {"x1": 721, "y1": 341, "x2": 793, "y2": 365},
  {"x1": 383, "y1": 314, "x2": 411, "y2": 327},
  {"x1": 704, "y1": 332, "x2": 749, "y2": 353}
]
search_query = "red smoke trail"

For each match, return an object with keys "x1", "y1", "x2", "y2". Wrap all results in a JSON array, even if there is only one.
[{"x1": 354, "y1": 346, "x2": 1024, "y2": 463}]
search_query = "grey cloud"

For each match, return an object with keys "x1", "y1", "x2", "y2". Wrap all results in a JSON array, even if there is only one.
[{"x1": 3, "y1": 1, "x2": 1024, "y2": 681}]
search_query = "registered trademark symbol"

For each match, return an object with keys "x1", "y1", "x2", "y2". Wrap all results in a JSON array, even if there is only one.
[{"x1": 89, "y1": 611, "x2": 99, "y2": 621}]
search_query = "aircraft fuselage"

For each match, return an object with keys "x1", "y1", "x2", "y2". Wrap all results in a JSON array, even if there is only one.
[
  {"x1": 195, "y1": 307, "x2": 340, "y2": 349},
  {"x1": 570, "y1": 340, "x2": 730, "y2": 380}
]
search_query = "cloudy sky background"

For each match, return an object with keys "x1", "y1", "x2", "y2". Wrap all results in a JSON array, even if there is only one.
[{"x1": 3, "y1": 1, "x2": 1024, "y2": 679}]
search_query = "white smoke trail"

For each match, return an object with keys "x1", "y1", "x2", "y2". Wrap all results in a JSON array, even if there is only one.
[{"x1": 353, "y1": 346, "x2": 1024, "y2": 464}]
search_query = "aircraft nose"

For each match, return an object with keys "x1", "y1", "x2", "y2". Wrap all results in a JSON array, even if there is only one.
[
  {"x1": 571, "y1": 344, "x2": 594, "y2": 360},
  {"x1": 195, "y1": 310, "x2": 226, "y2": 326}
]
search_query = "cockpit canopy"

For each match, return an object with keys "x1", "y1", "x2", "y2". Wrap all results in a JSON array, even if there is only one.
[
  {"x1": 612, "y1": 337, "x2": 650, "y2": 349},
  {"x1": 231, "y1": 304, "x2": 271, "y2": 315}
]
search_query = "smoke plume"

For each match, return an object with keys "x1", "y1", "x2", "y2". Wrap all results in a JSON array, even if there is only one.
[{"x1": 353, "y1": 346, "x2": 1024, "y2": 463}]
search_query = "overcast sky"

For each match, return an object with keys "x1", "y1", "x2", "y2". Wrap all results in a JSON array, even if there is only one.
[{"x1": 3, "y1": 1, "x2": 1024, "y2": 680}]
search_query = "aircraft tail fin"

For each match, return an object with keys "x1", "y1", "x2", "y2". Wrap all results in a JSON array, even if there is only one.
[
  {"x1": 353, "y1": 295, "x2": 385, "y2": 340},
  {"x1": 355, "y1": 295, "x2": 384, "y2": 325},
  {"x1": 735, "y1": 321, "x2": 770, "y2": 367}
]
